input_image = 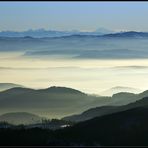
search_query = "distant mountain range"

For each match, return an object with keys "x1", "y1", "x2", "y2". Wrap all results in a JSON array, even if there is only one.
[
  {"x1": 1, "y1": 29, "x2": 148, "y2": 39},
  {"x1": 1, "y1": 31, "x2": 148, "y2": 59},
  {"x1": 102, "y1": 31, "x2": 148, "y2": 38},
  {"x1": 0, "y1": 30, "x2": 147, "y2": 38},
  {"x1": 0, "y1": 28, "x2": 114, "y2": 38}
]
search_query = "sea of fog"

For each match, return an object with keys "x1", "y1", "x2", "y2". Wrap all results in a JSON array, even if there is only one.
[{"x1": 1, "y1": 37, "x2": 148, "y2": 94}]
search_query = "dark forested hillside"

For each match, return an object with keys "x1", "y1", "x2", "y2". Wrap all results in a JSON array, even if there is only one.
[{"x1": 1, "y1": 106, "x2": 148, "y2": 146}]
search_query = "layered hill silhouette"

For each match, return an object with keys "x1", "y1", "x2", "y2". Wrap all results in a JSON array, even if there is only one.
[
  {"x1": 1, "y1": 87, "x2": 148, "y2": 145},
  {"x1": 62, "y1": 90, "x2": 148, "y2": 122},
  {"x1": 0, "y1": 86, "x2": 110, "y2": 118},
  {"x1": 52, "y1": 105, "x2": 148, "y2": 146},
  {"x1": 2, "y1": 97, "x2": 148, "y2": 146},
  {"x1": 0, "y1": 85, "x2": 148, "y2": 119}
]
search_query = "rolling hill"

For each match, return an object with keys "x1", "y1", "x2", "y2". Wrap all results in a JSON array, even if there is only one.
[
  {"x1": 1, "y1": 102, "x2": 148, "y2": 146},
  {"x1": 0, "y1": 85, "x2": 148, "y2": 119},
  {"x1": 1, "y1": 98, "x2": 148, "y2": 146},
  {"x1": 62, "y1": 91, "x2": 148, "y2": 122},
  {"x1": 0, "y1": 86, "x2": 110, "y2": 118},
  {"x1": 0, "y1": 112, "x2": 42, "y2": 125},
  {"x1": 1, "y1": 91, "x2": 148, "y2": 145},
  {"x1": 52, "y1": 106, "x2": 148, "y2": 146}
]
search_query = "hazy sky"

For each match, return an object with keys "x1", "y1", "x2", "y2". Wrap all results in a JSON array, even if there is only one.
[
  {"x1": 1, "y1": 2, "x2": 148, "y2": 94},
  {"x1": 0, "y1": 2, "x2": 148, "y2": 31}
]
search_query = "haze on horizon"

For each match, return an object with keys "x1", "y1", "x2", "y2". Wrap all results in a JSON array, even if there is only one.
[
  {"x1": 0, "y1": 2, "x2": 148, "y2": 95},
  {"x1": 1, "y1": 50, "x2": 148, "y2": 94},
  {"x1": 0, "y1": 2, "x2": 148, "y2": 32}
]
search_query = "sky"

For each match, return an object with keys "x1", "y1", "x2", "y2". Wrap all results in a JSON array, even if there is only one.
[{"x1": 0, "y1": 2, "x2": 148, "y2": 32}]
